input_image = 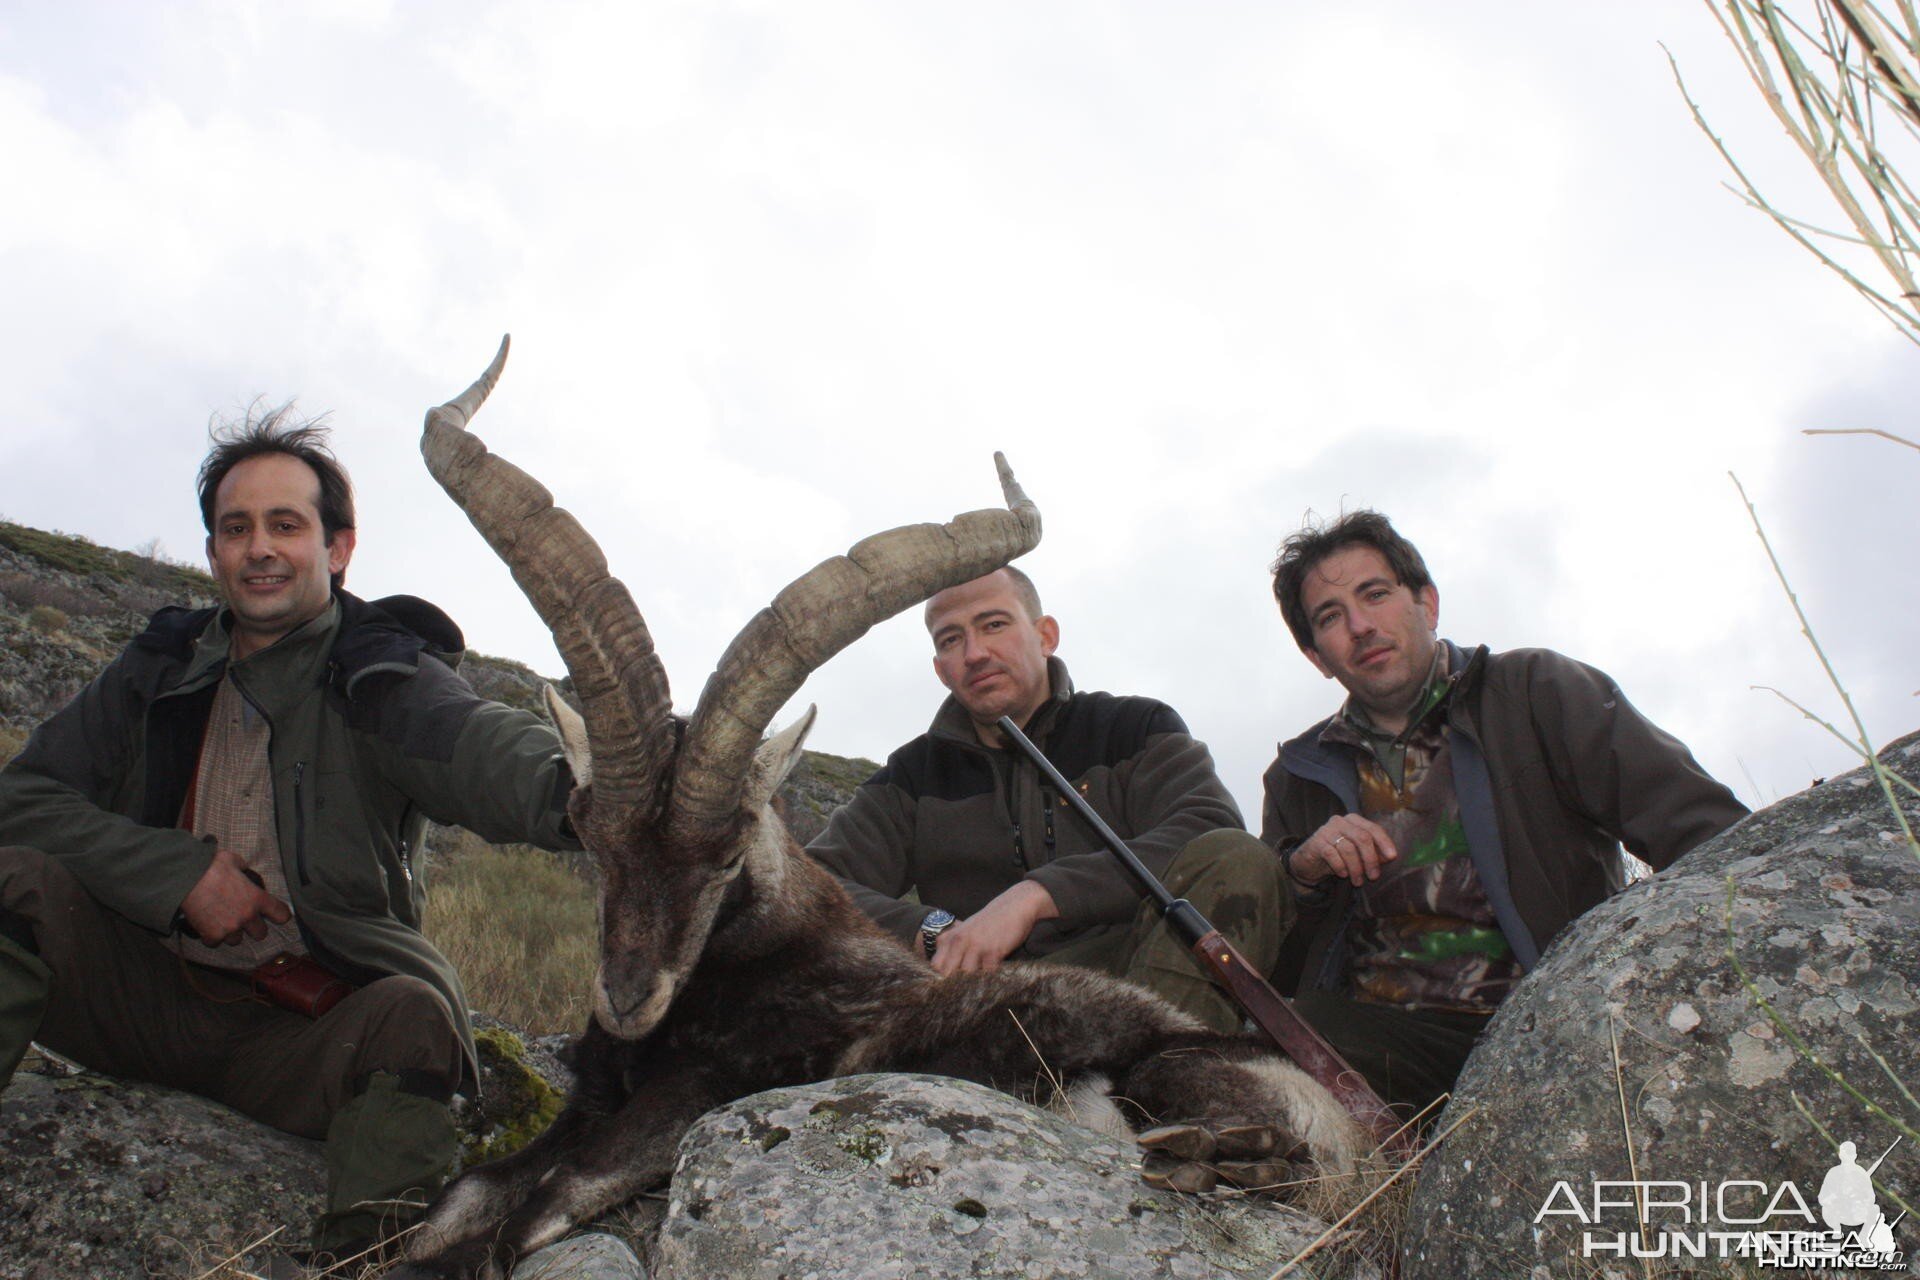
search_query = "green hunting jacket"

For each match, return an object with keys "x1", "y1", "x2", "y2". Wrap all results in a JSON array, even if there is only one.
[{"x1": 0, "y1": 590, "x2": 578, "y2": 1088}]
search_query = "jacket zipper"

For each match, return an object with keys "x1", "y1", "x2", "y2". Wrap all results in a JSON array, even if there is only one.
[
  {"x1": 993, "y1": 750, "x2": 1030, "y2": 872},
  {"x1": 397, "y1": 800, "x2": 416, "y2": 886},
  {"x1": 293, "y1": 761, "x2": 311, "y2": 886}
]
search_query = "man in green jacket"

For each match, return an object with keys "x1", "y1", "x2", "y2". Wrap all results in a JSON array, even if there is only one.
[
  {"x1": 808, "y1": 565, "x2": 1287, "y2": 1033},
  {"x1": 1261, "y1": 510, "x2": 1748, "y2": 1114},
  {"x1": 0, "y1": 412, "x2": 578, "y2": 1263}
]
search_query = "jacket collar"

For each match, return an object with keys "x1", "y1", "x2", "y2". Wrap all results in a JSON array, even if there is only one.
[
  {"x1": 1282, "y1": 638, "x2": 1491, "y2": 770},
  {"x1": 1439, "y1": 639, "x2": 1491, "y2": 722},
  {"x1": 215, "y1": 600, "x2": 344, "y2": 717},
  {"x1": 329, "y1": 591, "x2": 465, "y2": 698},
  {"x1": 132, "y1": 589, "x2": 465, "y2": 702},
  {"x1": 929, "y1": 655, "x2": 1074, "y2": 748}
]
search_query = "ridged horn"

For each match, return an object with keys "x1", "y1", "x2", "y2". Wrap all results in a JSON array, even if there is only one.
[
  {"x1": 668, "y1": 452, "x2": 1041, "y2": 841},
  {"x1": 420, "y1": 336, "x2": 676, "y2": 818}
]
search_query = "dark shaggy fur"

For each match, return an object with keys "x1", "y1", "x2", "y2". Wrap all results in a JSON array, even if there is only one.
[{"x1": 398, "y1": 801, "x2": 1360, "y2": 1280}]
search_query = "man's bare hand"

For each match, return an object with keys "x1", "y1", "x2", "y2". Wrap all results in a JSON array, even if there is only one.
[
  {"x1": 179, "y1": 846, "x2": 291, "y2": 945},
  {"x1": 931, "y1": 880, "x2": 1060, "y2": 975},
  {"x1": 1288, "y1": 815, "x2": 1399, "y2": 887}
]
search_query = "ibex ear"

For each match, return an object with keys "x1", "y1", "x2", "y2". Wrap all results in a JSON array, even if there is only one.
[
  {"x1": 542, "y1": 683, "x2": 594, "y2": 790},
  {"x1": 746, "y1": 705, "x2": 817, "y2": 809}
]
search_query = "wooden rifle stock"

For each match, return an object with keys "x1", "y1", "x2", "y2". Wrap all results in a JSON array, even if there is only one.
[
  {"x1": 997, "y1": 716, "x2": 1413, "y2": 1156},
  {"x1": 1187, "y1": 923, "x2": 1408, "y2": 1152}
]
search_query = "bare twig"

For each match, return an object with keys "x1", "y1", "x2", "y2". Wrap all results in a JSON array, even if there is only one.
[
  {"x1": 1006, "y1": 1009, "x2": 1072, "y2": 1120},
  {"x1": 1680, "y1": 2, "x2": 1920, "y2": 341},
  {"x1": 1731, "y1": 472, "x2": 1919, "y2": 858},
  {"x1": 1753, "y1": 685, "x2": 1920, "y2": 796},
  {"x1": 1264, "y1": 1108, "x2": 1476, "y2": 1280},
  {"x1": 1610, "y1": 1018, "x2": 1656, "y2": 1280},
  {"x1": 1802, "y1": 425, "x2": 1920, "y2": 449},
  {"x1": 192, "y1": 1227, "x2": 283, "y2": 1280}
]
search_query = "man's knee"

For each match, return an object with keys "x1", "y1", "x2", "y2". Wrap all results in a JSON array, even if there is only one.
[
  {"x1": 1164, "y1": 829, "x2": 1284, "y2": 901},
  {"x1": 0, "y1": 844, "x2": 128, "y2": 970},
  {"x1": 331, "y1": 975, "x2": 463, "y2": 1085},
  {"x1": 0, "y1": 845, "x2": 80, "y2": 918}
]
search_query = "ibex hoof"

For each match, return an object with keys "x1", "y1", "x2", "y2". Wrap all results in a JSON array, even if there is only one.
[
  {"x1": 1137, "y1": 1119, "x2": 1308, "y2": 1198},
  {"x1": 1141, "y1": 1152, "x2": 1219, "y2": 1193},
  {"x1": 1135, "y1": 1123, "x2": 1217, "y2": 1161}
]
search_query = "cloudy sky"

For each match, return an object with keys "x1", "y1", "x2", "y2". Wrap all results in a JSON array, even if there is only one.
[{"x1": 2, "y1": 1, "x2": 1913, "y2": 823}]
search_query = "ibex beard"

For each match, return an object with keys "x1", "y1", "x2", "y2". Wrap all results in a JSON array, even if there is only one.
[{"x1": 395, "y1": 339, "x2": 1369, "y2": 1280}]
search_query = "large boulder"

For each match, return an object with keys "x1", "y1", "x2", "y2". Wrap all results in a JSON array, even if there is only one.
[
  {"x1": 0, "y1": 1023, "x2": 589, "y2": 1279},
  {"x1": 0, "y1": 1064, "x2": 326, "y2": 1280},
  {"x1": 654, "y1": 1072, "x2": 1376, "y2": 1280},
  {"x1": 1403, "y1": 731, "x2": 1920, "y2": 1277}
]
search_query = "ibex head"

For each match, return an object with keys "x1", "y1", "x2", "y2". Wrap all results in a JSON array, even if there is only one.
[{"x1": 421, "y1": 338, "x2": 1041, "y2": 1039}]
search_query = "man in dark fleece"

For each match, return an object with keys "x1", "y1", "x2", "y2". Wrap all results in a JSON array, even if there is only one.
[{"x1": 809, "y1": 565, "x2": 1286, "y2": 1033}]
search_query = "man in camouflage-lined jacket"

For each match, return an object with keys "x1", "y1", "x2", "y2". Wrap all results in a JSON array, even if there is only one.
[{"x1": 1261, "y1": 510, "x2": 1747, "y2": 1114}]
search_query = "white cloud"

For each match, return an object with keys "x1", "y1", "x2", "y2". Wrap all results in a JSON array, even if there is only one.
[{"x1": 0, "y1": 0, "x2": 1911, "y2": 826}]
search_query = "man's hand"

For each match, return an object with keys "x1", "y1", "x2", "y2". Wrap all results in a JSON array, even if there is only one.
[
  {"x1": 1288, "y1": 815, "x2": 1399, "y2": 887},
  {"x1": 179, "y1": 846, "x2": 291, "y2": 945},
  {"x1": 931, "y1": 880, "x2": 1060, "y2": 975}
]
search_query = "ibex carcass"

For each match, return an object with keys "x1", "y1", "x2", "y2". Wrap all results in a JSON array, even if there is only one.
[{"x1": 399, "y1": 341, "x2": 1366, "y2": 1279}]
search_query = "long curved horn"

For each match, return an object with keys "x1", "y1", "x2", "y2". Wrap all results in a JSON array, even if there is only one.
[
  {"x1": 668, "y1": 453, "x2": 1041, "y2": 841},
  {"x1": 420, "y1": 336, "x2": 677, "y2": 818}
]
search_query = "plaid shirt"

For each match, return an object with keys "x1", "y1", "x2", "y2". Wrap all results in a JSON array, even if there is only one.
[{"x1": 172, "y1": 672, "x2": 304, "y2": 971}]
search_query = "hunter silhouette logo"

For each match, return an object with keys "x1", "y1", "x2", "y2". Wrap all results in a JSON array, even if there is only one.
[
  {"x1": 1533, "y1": 1136, "x2": 1907, "y2": 1268},
  {"x1": 1821, "y1": 1141, "x2": 1903, "y2": 1261}
]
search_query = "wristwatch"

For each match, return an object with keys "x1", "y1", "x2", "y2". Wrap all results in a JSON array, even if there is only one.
[{"x1": 919, "y1": 908, "x2": 957, "y2": 959}]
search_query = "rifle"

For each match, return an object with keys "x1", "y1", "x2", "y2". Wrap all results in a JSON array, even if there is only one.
[{"x1": 996, "y1": 714, "x2": 1412, "y2": 1155}]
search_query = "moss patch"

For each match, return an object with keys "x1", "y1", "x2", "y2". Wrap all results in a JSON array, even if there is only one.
[
  {"x1": 461, "y1": 1027, "x2": 565, "y2": 1164},
  {"x1": 836, "y1": 1127, "x2": 891, "y2": 1162}
]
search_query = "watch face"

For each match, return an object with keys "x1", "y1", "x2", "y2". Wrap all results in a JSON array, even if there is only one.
[{"x1": 923, "y1": 909, "x2": 956, "y2": 930}]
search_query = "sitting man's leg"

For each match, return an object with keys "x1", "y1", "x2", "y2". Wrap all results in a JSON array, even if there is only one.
[
  {"x1": 0, "y1": 895, "x2": 50, "y2": 1086},
  {"x1": 1290, "y1": 990, "x2": 1487, "y2": 1117},
  {"x1": 1045, "y1": 829, "x2": 1289, "y2": 1033},
  {"x1": 218, "y1": 975, "x2": 464, "y2": 1257},
  {"x1": 0, "y1": 843, "x2": 228, "y2": 1089},
  {"x1": 1, "y1": 845, "x2": 461, "y2": 1257}
]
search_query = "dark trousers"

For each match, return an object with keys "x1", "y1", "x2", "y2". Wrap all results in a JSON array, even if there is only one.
[
  {"x1": 1041, "y1": 829, "x2": 1288, "y2": 1034},
  {"x1": 0, "y1": 844, "x2": 461, "y2": 1136},
  {"x1": 1290, "y1": 989, "x2": 1489, "y2": 1117}
]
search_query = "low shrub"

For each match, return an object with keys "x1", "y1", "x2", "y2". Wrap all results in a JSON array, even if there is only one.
[
  {"x1": 0, "y1": 572, "x2": 110, "y2": 619},
  {"x1": 26, "y1": 605, "x2": 67, "y2": 635}
]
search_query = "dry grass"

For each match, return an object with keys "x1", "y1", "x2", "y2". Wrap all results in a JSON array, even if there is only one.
[
  {"x1": 0, "y1": 722, "x2": 26, "y2": 768},
  {"x1": 422, "y1": 830, "x2": 598, "y2": 1035}
]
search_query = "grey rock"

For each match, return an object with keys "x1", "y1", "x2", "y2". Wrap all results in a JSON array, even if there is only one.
[
  {"x1": 1402, "y1": 730, "x2": 1920, "y2": 1278},
  {"x1": 0, "y1": 1065, "x2": 326, "y2": 1280},
  {"x1": 512, "y1": 1232, "x2": 647, "y2": 1280},
  {"x1": 654, "y1": 1073, "x2": 1377, "y2": 1280},
  {"x1": 0, "y1": 1022, "x2": 613, "y2": 1279}
]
